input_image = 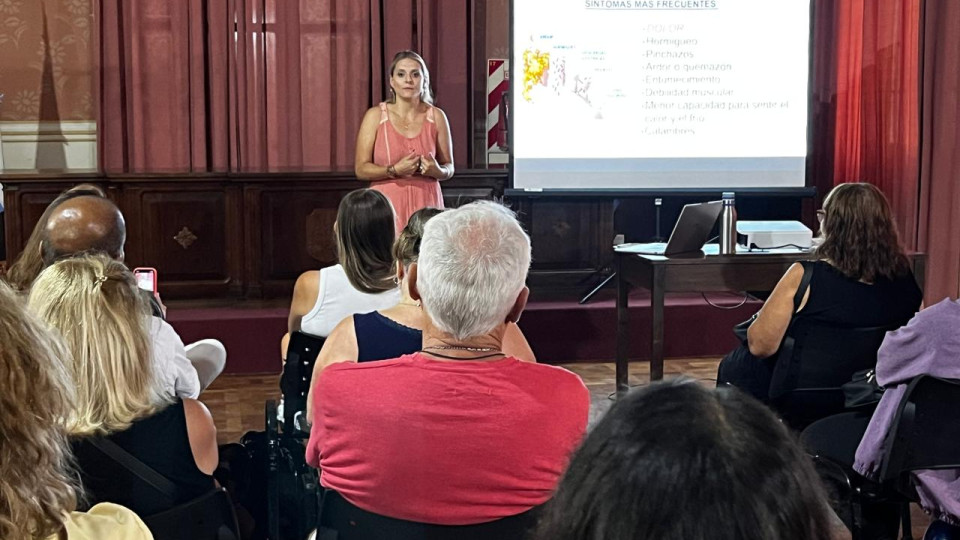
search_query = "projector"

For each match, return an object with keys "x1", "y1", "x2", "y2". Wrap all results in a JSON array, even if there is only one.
[{"x1": 736, "y1": 221, "x2": 813, "y2": 250}]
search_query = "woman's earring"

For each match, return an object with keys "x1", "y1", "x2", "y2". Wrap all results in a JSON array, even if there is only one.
[{"x1": 393, "y1": 276, "x2": 400, "y2": 286}]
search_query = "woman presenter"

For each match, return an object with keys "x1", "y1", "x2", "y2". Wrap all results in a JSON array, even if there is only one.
[{"x1": 354, "y1": 50, "x2": 454, "y2": 230}]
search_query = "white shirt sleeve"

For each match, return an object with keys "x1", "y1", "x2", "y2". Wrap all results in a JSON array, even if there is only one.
[{"x1": 149, "y1": 316, "x2": 201, "y2": 399}]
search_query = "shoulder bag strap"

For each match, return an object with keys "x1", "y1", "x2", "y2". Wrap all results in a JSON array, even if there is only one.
[
  {"x1": 88, "y1": 437, "x2": 179, "y2": 502},
  {"x1": 768, "y1": 261, "x2": 816, "y2": 399},
  {"x1": 792, "y1": 261, "x2": 814, "y2": 311}
]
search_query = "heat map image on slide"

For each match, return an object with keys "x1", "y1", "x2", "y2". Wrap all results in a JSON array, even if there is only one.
[{"x1": 521, "y1": 38, "x2": 609, "y2": 121}]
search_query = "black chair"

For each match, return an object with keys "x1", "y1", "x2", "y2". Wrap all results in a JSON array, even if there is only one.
[
  {"x1": 770, "y1": 321, "x2": 894, "y2": 430},
  {"x1": 263, "y1": 330, "x2": 326, "y2": 540},
  {"x1": 317, "y1": 489, "x2": 542, "y2": 540},
  {"x1": 806, "y1": 375, "x2": 960, "y2": 540},
  {"x1": 280, "y1": 331, "x2": 326, "y2": 434},
  {"x1": 880, "y1": 375, "x2": 960, "y2": 490},
  {"x1": 143, "y1": 488, "x2": 241, "y2": 540}
]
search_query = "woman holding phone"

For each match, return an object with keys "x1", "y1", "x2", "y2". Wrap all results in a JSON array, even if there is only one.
[{"x1": 354, "y1": 50, "x2": 454, "y2": 230}]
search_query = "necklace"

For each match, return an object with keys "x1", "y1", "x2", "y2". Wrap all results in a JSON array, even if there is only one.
[
  {"x1": 391, "y1": 110, "x2": 414, "y2": 132},
  {"x1": 421, "y1": 348, "x2": 505, "y2": 361},
  {"x1": 424, "y1": 345, "x2": 499, "y2": 352}
]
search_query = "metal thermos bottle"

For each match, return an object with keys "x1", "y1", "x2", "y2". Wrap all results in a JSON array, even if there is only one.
[{"x1": 720, "y1": 192, "x2": 737, "y2": 255}]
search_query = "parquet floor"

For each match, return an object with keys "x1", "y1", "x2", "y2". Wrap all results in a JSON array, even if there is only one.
[{"x1": 199, "y1": 358, "x2": 931, "y2": 538}]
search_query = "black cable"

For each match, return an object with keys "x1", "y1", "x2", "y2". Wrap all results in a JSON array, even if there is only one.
[{"x1": 701, "y1": 291, "x2": 750, "y2": 310}]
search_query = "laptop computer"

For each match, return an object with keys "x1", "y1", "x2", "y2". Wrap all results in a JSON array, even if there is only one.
[{"x1": 619, "y1": 200, "x2": 724, "y2": 256}]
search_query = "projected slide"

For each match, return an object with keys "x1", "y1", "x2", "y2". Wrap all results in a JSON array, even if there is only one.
[{"x1": 512, "y1": 0, "x2": 811, "y2": 190}]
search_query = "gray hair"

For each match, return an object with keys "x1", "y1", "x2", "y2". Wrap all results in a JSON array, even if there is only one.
[{"x1": 417, "y1": 201, "x2": 531, "y2": 340}]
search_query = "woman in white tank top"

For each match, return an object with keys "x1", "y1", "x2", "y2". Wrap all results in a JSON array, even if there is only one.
[{"x1": 284, "y1": 189, "x2": 400, "y2": 355}]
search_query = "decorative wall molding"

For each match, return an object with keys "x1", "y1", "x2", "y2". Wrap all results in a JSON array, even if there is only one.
[{"x1": 0, "y1": 121, "x2": 97, "y2": 171}]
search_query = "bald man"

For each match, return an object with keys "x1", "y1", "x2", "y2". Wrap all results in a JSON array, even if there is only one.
[
  {"x1": 39, "y1": 194, "x2": 224, "y2": 399},
  {"x1": 41, "y1": 195, "x2": 126, "y2": 265}
]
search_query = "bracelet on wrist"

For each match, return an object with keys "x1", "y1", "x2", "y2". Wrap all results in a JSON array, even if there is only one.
[{"x1": 386, "y1": 165, "x2": 397, "y2": 178}]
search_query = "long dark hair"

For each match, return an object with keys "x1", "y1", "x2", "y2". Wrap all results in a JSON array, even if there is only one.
[
  {"x1": 535, "y1": 380, "x2": 834, "y2": 540},
  {"x1": 335, "y1": 189, "x2": 396, "y2": 294},
  {"x1": 816, "y1": 182, "x2": 909, "y2": 282}
]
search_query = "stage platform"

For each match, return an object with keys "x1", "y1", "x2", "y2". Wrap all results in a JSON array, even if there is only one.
[{"x1": 166, "y1": 289, "x2": 762, "y2": 374}]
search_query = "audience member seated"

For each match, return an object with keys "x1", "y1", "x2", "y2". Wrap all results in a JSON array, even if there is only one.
[
  {"x1": 535, "y1": 380, "x2": 835, "y2": 540},
  {"x1": 304, "y1": 207, "x2": 536, "y2": 423},
  {"x1": 3, "y1": 183, "x2": 106, "y2": 293},
  {"x1": 27, "y1": 255, "x2": 218, "y2": 517},
  {"x1": 38, "y1": 192, "x2": 224, "y2": 397},
  {"x1": 803, "y1": 299, "x2": 960, "y2": 538},
  {"x1": 306, "y1": 201, "x2": 590, "y2": 525},
  {"x1": 0, "y1": 282, "x2": 153, "y2": 540},
  {"x1": 717, "y1": 182, "x2": 922, "y2": 404},
  {"x1": 283, "y1": 188, "x2": 400, "y2": 354}
]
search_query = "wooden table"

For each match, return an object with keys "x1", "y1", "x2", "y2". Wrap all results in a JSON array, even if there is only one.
[{"x1": 614, "y1": 249, "x2": 927, "y2": 393}]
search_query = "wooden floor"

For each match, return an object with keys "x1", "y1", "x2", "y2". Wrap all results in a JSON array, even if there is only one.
[{"x1": 199, "y1": 357, "x2": 932, "y2": 538}]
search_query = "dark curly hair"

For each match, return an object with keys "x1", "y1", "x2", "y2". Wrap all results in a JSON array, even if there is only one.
[
  {"x1": 816, "y1": 182, "x2": 909, "y2": 282},
  {"x1": 535, "y1": 380, "x2": 834, "y2": 540}
]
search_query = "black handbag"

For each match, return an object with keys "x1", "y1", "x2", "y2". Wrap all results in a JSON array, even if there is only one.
[{"x1": 841, "y1": 368, "x2": 885, "y2": 409}]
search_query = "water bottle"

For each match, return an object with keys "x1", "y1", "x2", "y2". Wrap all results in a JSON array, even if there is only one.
[{"x1": 719, "y1": 192, "x2": 737, "y2": 255}]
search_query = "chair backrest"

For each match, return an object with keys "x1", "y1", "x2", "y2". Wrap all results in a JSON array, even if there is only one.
[
  {"x1": 770, "y1": 321, "x2": 894, "y2": 430},
  {"x1": 142, "y1": 487, "x2": 242, "y2": 540},
  {"x1": 774, "y1": 387, "x2": 848, "y2": 432},
  {"x1": 880, "y1": 375, "x2": 960, "y2": 484},
  {"x1": 771, "y1": 321, "x2": 894, "y2": 397},
  {"x1": 318, "y1": 490, "x2": 542, "y2": 540},
  {"x1": 281, "y1": 331, "x2": 325, "y2": 431}
]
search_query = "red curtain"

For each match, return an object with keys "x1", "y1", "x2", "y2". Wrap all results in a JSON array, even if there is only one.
[
  {"x1": 917, "y1": 1, "x2": 960, "y2": 301},
  {"x1": 831, "y1": 0, "x2": 921, "y2": 247},
  {"x1": 98, "y1": 0, "x2": 470, "y2": 173},
  {"x1": 99, "y1": 0, "x2": 231, "y2": 173}
]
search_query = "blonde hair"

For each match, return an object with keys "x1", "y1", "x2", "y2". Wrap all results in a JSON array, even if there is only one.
[
  {"x1": 0, "y1": 282, "x2": 80, "y2": 540},
  {"x1": 27, "y1": 254, "x2": 168, "y2": 436}
]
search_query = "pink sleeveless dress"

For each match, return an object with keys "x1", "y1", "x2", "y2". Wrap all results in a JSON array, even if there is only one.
[{"x1": 371, "y1": 102, "x2": 445, "y2": 231}]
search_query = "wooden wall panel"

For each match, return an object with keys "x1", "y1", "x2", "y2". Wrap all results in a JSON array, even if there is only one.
[
  {"x1": 253, "y1": 186, "x2": 353, "y2": 298},
  {"x1": 120, "y1": 183, "x2": 243, "y2": 298},
  {"x1": 2, "y1": 171, "x2": 614, "y2": 298},
  {"x1": 3, "y1": 182, "x2": 83, "y2": 257}
]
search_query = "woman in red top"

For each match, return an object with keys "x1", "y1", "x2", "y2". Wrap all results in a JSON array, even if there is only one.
[{"x1": 354, "y1": 50, "x2": 454, "y2": 230}]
